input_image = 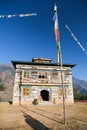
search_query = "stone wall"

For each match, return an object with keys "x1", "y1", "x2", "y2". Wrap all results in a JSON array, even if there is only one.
[{"x1": 13, "y1": 64, "x2": 74, "y2": 105}]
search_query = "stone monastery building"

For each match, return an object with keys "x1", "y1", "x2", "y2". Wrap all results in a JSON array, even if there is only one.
[{"x1": 12, "y1": 58, "x2": 75, "y2": 105}]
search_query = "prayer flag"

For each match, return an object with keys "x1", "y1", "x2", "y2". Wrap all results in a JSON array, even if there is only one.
[
  {"x1": 53, "y1": 13, "x2": 60, "y2": 43},
  {"x1": 53, "y1": 4, "x2": 61, "y2": 64}
]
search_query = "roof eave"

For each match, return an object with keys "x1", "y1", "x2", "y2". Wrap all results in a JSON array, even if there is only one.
[{"x1": 11, "y1": 60, "x2": 76, "y2": 69}]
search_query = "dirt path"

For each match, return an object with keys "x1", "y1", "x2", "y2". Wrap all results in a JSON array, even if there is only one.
[{"x1": 0, "y1": 102, "x2": 87, "y2": 130}]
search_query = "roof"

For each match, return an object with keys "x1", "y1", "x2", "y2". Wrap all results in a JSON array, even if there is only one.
[
  {"x1": 11, "y1": 60, "x2": 76, "y2": 69},
  {"x1": 32, "y1": 57, "x2": 52, "y2": 63}
]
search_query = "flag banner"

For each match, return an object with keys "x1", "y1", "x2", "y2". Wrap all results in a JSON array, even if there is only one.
[
  {"x1": 53, "y1": 5, "x2": 61, "y2": 64},
  {"x1": 0, "y1": 13, "x2": 37, "y2": 19},
  {"x1": 53, "y1": 13, "x2": 60, "y2": 43}
]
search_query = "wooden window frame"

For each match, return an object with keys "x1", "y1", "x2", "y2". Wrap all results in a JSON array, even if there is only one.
[
  {"x1": 22, "y1": 87, "x2": 30, "y2": 97},
  {"x1": 24, "y1": 70, "x2": 29, "y2": 79}
]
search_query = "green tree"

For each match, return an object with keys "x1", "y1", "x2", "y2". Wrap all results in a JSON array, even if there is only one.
[
  {"x1": 73, "y1": 87, "x2": 79, "y2": 100},
  {"x1": 73, "y1": 87, "x2": 87, "y2": 100},
  {"x1": 0, "y1": 78, "x2": 5, "y2": 91}
]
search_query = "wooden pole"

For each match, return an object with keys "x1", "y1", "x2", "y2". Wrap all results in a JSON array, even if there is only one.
[
  {"x1": 54, "y1": 4, "x2": 66, "y2": 125},
  {"x1": 60, "y1": 56, "x2": 66, "y2": 125}
]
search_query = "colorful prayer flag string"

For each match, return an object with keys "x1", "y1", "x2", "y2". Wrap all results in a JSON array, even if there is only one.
[
  {"x1": 0, "y1": 13, "x2": 37, "y2": 19},
  {"x1": 65, "y1": 24, "x2": 87, "y2": 55}
]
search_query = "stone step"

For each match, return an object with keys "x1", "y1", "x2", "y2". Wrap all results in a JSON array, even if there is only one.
[{"x1": 38, "y1": 101, "x2": 53, "y2": 106}]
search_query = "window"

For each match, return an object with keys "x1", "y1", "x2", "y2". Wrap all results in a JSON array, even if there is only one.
[
  {"x1": 59, "y1": 87, "x2": 67, "y2": 98},
  {"x1": 23, "y1": 87, "x2": 30, "y2": 96},
  {"x1": 64, "y1": 70, "x2": 71, "y2": 81},
  {"x1": 45, "y1": 72, "x2": 47, "y2": 79},
  {"x1": 51, "y1": 71, "x2": 58, "y2": 79},
  {"x1": 24, "y1": 70, "x2": 29, "y2": 79},
  {"x1": 38, "y1": 72, "x2": 48, "y2": 79},
  {"x1": 31, "y1": 71, "x2": 37, "y2": 79}
]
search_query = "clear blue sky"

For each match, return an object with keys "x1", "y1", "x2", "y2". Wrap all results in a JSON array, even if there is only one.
[{"x1": 0, "y1": 0, "x2": 87, "y2": 81}]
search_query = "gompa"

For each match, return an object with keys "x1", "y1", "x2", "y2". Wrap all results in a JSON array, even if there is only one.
[{"x1": 12, "y1": 58, "x2": 75, "y2": 105}]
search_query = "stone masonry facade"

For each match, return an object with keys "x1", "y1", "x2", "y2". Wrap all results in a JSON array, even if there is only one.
[{"x1": 12, "y1": 58, "x2": 75, "y2": 105}]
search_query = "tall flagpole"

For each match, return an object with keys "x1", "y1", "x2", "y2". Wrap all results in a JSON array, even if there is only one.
[{"x1": 53, "y1": 4, "x2": 66, "y2": 125}]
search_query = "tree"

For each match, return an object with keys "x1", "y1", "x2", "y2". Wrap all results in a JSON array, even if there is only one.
[
  {"x1": 73, "y1": 87, "x2": 87, "y2": 100},
  {"x1": 73, "y1": 87, "x2": 79, "y2": 100},
  {"x1": 0, "y1": 78, "x2": 5, "y2": 91}
]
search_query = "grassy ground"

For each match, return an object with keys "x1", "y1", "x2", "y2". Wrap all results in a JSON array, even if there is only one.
[{"x1": 0, "y1": 102, "x2": 87, "y2": 130}]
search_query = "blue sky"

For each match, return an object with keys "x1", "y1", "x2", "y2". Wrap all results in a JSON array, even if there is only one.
[{"x1": 0, "y1": 0, "x2": 87, "y2": 81}]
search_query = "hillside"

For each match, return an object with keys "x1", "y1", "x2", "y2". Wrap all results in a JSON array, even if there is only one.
[
  {"x1": 73, "y1": 77, "x2": 87, "y2": 94},
  {"x1": 0, "y1": 64, "x2": 87, "y2": 101},
  {"x1": 0, "y1": 64, "x2": 15, "y2": 101}
]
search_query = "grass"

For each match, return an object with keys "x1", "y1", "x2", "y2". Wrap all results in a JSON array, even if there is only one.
[{"x1": 0, "y1": 102, "x2": 87, "y2": 130}]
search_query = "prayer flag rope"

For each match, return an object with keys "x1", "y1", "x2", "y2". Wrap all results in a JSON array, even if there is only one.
[
  {"x1": 65, "y1": 24, "x2": 87, "y2": 55},
  {"x1": 0, "y1": 13, "x2": 37, "y2": 19}
]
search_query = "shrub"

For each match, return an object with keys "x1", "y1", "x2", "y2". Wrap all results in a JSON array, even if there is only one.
[
  {"x1": 0, "y1": 78, "x2": 5, "y2": 91},
  {"x1": 0, "y1": 97, "x2": 2, "y2": 102},
  {"x1": 32, "y1": 98, "x2": 38, "y2": 105}
]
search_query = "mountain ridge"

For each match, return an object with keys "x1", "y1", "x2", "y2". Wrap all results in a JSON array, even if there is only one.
[
  {"x1": 73, "y1": 77, "x2": 87, "y2": 94},
  {"x1": 0, "y1": 64, "x2": 15, "y2": 101}
]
